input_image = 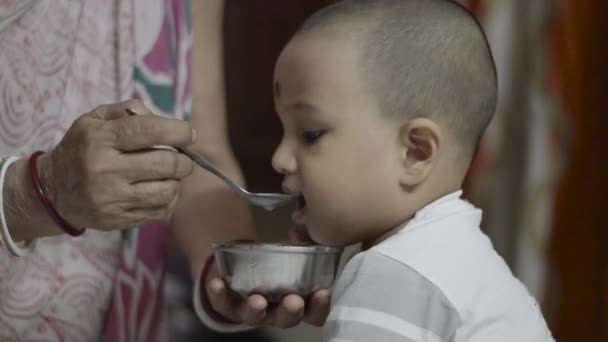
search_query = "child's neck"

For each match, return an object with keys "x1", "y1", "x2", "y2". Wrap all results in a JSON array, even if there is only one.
[
  {"x1": 360, "y1": 184, "x2": 463, "y2": 251},
  {"x1": 361, "y1": 217, "x2": 413, "y2": 250}
]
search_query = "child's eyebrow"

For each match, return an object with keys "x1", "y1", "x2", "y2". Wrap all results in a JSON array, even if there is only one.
[{"x1": 291, "y1": 101, "x2": 321, "y2": 113}]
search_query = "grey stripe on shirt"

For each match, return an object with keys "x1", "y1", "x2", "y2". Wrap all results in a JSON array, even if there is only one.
[
  {"x1": 324, "y1": 319, "x2": 418, "y2": 342},
  {"x1": 323, "y1": 251, "x2": 461, "y2": 342}
]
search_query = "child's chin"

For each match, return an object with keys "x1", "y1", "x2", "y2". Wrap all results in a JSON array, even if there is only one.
[
  {"x1": 309, "y1": 227, "x2": 347, "y2": 247},
  {"x1": 306, "y1": 228, "x2": 331, "y2": 246}
]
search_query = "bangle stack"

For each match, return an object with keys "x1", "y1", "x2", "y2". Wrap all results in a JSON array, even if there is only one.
[
  {"x1": 0, "y1": 155, "x2": 36, "y2": 257},
  {"x1": 28, "y1": 151, "x2": 85, "y2": 237}
]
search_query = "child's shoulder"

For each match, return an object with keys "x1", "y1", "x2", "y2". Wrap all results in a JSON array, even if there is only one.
[
  {"x1": 329, "y1": 249, "x2": 462, "y2": 342},
  {"x1": 331, "y1": 235, "x2": 552, "y2": 342},
  {"x1": 339, "y1": 248, "x2": 458, "y2": 304},
  {"x1": 360, "y1": 219, "x2": 551, "y2": 340},
  {"x1": 371, "y1": 216, "x2": 513, "y2": 310}
]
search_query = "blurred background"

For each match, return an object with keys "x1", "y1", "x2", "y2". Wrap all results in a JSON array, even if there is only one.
[{"x1": 165, "y1": 0, "x2": 608, "y2": 341}]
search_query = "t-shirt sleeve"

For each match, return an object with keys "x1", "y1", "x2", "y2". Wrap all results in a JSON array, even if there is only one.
[{"x1": 322, "y1": 251, "x2": 461, "y2": 342}]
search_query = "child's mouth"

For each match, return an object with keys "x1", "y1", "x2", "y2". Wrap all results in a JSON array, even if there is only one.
[{"x1": 292, "y1": 194, "x2": 307, "y2": 225}]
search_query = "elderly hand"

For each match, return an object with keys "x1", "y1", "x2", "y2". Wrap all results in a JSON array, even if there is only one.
[
  {"x1": 205, "y1": 227, "x2": 332, "y2": 329},
  {"x1": 37, "y1": 99, "x2": 195, "y2": 231}
]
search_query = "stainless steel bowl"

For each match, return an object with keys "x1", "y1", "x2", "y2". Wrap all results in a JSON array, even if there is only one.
[{"x1": 213, "y1": 242, "x2": 343, "y2": 302}]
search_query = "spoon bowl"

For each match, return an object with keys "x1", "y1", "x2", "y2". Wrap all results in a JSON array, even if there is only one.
[{"x1": 176, "y1": 146, "x2": 298, "y2": 210}]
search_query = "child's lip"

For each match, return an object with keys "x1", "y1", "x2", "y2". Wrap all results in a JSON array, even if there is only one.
[
  {"x1": 281, "y1": 183, "x2": 297, "y2": 194},
  {"x1": 296, "y1": 194, "x2": 306, "y2": 208},
  {"x1": 292, "y1": 206, "x2": 306, "y2": 225},
  {"x1": 292, "y1": 194, "x2": 307, "y2": 224}
]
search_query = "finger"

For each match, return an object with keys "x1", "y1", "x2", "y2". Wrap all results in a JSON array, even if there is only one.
[
  {"x1": 88, "y1": 99, "x2": 150, "y2": 120},
  {"x1": 121, "y1": 149, "x2": 193, "y2": 182},
  {"x1": 266, "y1": 294, "x2": 304, "y2": 329},
  {"x1": 240, "y1": 294, "x2": 269, "y2": 326},
  {"x1": 207, "y1": 277, "x2": 244, "y2": 322},
  {"x1": 93, "y1": 202, "x2": 175, "y2": 230},
  {"x1": 126, "y1": 180, "x2": 180, "y2": 208},
  {"x1": 303, "y1": 289, "x2": 331, "y2": 326},
  {"x1": 130, "y1": 206, "x2": 173, "y2": 225},
  {"x1": 288, "y1": 226, "x2": 315, "y2": 245},
  {"x1": 111, "y1": 114, "x2": 195, "y2": 151},
  {"x1": 128, "y1": 194, "x2": 180, "y2": 223}
]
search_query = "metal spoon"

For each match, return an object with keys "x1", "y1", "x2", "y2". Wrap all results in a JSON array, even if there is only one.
[{"x1": 125, "y1": 108, "x2": 297, "y2": 210}]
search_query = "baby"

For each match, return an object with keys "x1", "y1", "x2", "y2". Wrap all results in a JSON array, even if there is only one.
[{"x1": 271, "y1": 0, "x2": 554, "y2": 341}]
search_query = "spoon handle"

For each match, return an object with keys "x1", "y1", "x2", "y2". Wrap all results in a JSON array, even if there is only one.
[
  {"x1": 125, "y1": 108, "x2": 245, "y2": 196},
  {"x1": 176, "y1": 146, "x2": 242, "y2": 194}
]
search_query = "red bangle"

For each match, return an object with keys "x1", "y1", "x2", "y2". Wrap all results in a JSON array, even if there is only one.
[
  {"x1": 29, "y1": 151, "x2": 85, "y2": 237},
  {"x1": 199, "y1": 239, "x2": 256, "y2": 325}
]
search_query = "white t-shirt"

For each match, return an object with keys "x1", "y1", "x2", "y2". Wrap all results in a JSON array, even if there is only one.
[{"x1": 322, "y1": 191, "x2": 554, "y2": 342}]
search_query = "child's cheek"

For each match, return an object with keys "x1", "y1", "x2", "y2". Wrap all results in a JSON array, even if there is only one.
[
  {"x1": 306, "y1": 218, "x2": 333, "y2": 246},
  {"x1": 307, "y1": 219, "x2": 349, "y2": 247}
]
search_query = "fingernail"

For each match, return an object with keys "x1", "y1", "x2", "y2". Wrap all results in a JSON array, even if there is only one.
[
  {"x1": 209, "y1": 278, "x2": 223, "y2": 293},
  {"x1": 251, "y1": 296, "x2": 267, "y2": 311},
  {"x1": 126, "y1": 108, "x2": 139, "y2": 116},
  {"x1": 191, "y1": 128, "x2": 197, "y2": 143}
]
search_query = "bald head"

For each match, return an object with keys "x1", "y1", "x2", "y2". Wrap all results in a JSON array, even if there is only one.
[{"x1": 297, "y1": 0, "x2": 497, "y2": 159}]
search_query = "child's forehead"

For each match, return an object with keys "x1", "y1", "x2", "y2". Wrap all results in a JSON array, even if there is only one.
[
  {"x1": 275, "y1": 37, "x2": 361, "y2": 92},
  {"x1": 278, "y1": 33, "x2": 360, "y2": 70},
  {"x1": 272, "y1": 31, "x2": 380, "y2": 117}
]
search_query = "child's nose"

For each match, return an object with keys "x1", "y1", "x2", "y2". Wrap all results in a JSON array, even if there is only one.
[{"x1": 272, "y1": 140, "x2": 297, "y2": 175}]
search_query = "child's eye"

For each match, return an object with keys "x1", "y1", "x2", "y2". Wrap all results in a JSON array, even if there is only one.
[{"x1": 301, "y1": 130, "x2": 326, "y2": 144}]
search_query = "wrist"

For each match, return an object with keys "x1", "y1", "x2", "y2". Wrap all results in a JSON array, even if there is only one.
[
  {"x1": 193, "y1": 255, "x2": 252, "y2": 333},
  {"x1": 197, "y1": 238, "x2": 255, "y2": 325},
  {"x1": 35, "y1": 152, "x2": 57, "y2": 209},
  {"x1": 0, "y1": 156, "x2": 36, "y2": 256},
  {"x1": 199, "y1": 252, "x2": 237, "y2": 324},
  {"x1": 5, "y1": 158, "x2": 62, "y2": 241},
  {"x1": 29, "y1": 151, "x2": 84, "y2": 237}
]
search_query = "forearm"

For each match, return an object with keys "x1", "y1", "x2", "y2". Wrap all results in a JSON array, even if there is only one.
[
  {"x1": 174, "y1": 0, "x2": 256, "y2": 277},
  {"x1": 171, "y1": 156, "x2": 255, "y2": 277},
  {"x1": 4, "y1": 156, "x2": 63, "y2": 242},
  {"x1": 172, "y1": 151, "x2": 255, "y2": 332}
]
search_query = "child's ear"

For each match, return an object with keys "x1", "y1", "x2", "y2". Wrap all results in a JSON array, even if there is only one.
[{"x1": 398, "y1": 118, "x2": 442, "y2": 187}]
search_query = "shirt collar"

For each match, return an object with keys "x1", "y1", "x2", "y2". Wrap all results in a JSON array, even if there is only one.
[
  {"x1": 414, "y1": 190, "x2": 464, "y2": 218},
  {"x1": 404, "y1": 189, "x2": 480, "y2": 229}
]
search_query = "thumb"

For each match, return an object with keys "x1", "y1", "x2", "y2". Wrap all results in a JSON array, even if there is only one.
[{"x1": 288, "y1": 226, "x2": 315, "y2": 245}]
